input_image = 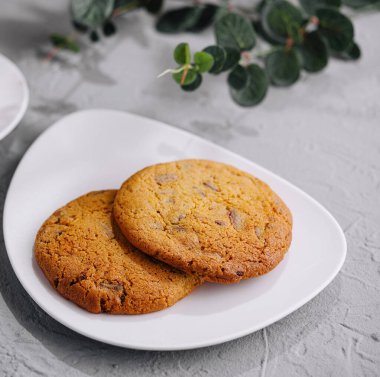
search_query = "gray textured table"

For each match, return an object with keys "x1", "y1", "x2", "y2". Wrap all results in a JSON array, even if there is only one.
[{"x1": 1, "y1": 1, "x2": 379, "y2": 376}]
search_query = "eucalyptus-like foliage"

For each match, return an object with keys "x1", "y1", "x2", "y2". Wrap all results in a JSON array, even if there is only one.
[
  {"x1": 158, "y1": 0, "x2": 367, "y2": 106},
  {"x1": 51, "y1": 0, "x2": 379, "y2": 107}
]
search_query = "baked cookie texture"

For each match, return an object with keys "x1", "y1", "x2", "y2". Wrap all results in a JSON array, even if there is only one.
[
  {"x1": 34, "y1": 190, "x2": 201, "y2": 314},
  {"x1": 114, "y1": 160, "x2": 292, "y2": 284}
]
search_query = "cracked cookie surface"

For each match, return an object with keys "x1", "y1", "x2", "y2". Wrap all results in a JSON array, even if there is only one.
[
  {"x1": 114, "y1": 160, "x2": 293, "y2": 284},
  {"x1": 34, "y1": 190, "x2": 201, "y2": 314}
]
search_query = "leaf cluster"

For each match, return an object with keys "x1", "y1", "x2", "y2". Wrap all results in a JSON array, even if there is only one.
[
  {"x1": 160, "y1": 0, "x2": 369, "y2": 106},
  {"x1": 52, "y1": 0, "x2": 379, "y2": 106},
  {"x1": 51, "y1": 0, "x2": 164, "y2": 51}
]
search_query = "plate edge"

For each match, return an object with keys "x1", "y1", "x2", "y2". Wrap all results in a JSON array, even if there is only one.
[
  {"x1": 2, "y1": 108, "x2": 348, "y2": 351},
  {"x1": 0, "y1": 54, "x2": 30, "y2": 140}
]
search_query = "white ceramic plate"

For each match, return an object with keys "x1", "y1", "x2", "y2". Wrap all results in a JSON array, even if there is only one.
[
  {"x1": 0, "y1": 54, "x2": 29, "y2": 140},
  {"x1": 3, "y1": 109, "x2": 346, "y2": 351}
]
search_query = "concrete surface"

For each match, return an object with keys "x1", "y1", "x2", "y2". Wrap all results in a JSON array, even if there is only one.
[{"x1": 0, "y1": 1, "x2": 379, "y2": 376}]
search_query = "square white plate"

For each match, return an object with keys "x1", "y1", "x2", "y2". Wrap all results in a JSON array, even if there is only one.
[{"x1": 3, "y1": 109, "x2": 346, "y2": 350}]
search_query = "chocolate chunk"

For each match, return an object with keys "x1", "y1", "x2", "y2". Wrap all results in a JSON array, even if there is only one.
[
  {"x1": 172, "y1": 225, "x2": 186, "y2": 233},
  {"x1": 69, "y1": 274, "x2": 86, "y2": 286},
  {"x1": 172, "y1": 213, "x2": 186, "y2": 224},
  {"x1": 100, "y1": 222, "x2": 114, "y2": 239},
  {"x1": 155, "y1": 173, "x2": 177, "y2": 184},
  {"x1": 236, "y1": 271, "x2": 244, "y2": 276},
  {"x1": 203, "y1": 181, "x2": 219, "y2": 192},
  {"x1": 150, "y1": 222, "x2": 164, "y2": 230},
  {"x1": 228, "y1": 208, "x2": 243, "y2": 230},
  {"x1": 163, "y1": 197, "x2": 174, "y2": 204},
  {"x1": 178, "y1": 213, "x2": 186, "y2": 221},
  {"x1": 100, "y1": 281, "x2": 124, "y2": 292},
  {"x1": 255, "y1": 226, "x2": 263, "y2": 238},
  {"x1": 192, "y1": 186, "x2": 206, "y2": 197},
  {"x1": 100, "y1": 298, "x2": 108, "y2": 312},
  {"x1": 215, "y1": 220, "x2": 226, "y2": 226},
  {"x1": 120, "y1": 294, "x2": 126, "y2": 304}
]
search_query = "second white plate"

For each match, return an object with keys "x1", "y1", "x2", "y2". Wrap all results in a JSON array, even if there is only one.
[
  {"x1": 0, "y1": 54, "x2": 29, "y2": 140},
  {"x1": 3, "y1": 109, "x2": 346, "y2": 350}
]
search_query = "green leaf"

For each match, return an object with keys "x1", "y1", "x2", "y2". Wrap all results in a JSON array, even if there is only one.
[
  {"x1": 194, "y1": 52, "x2": 214, "y2": 73},
  {"x1": 181, "y1": 73, "x2": 203, "y2": 91},
  {"x1": 203, "y1": 45, "x2": 227, "y2": 74},
  {"x1": 102, "y1": 21, "x2": 116, "y2": 37},
  {"x1": 174, "y1": 43, "x2": 191, "y2": 65},
  {"x1": 345, "y1": 42, "x2": 361, "y2": 60},
  {"x1": 221, "y1": 48, "x2": 241, "y2": 71},
  {"x1": 89, "y1": 30, "x2": 100, "y2": 42},
  {"x1": 156, "y1": 7, "x2": 201, "y2": 33},
  {"x1": 230, "y1": 64, "x2": 268, "y2": 107},
  {"x1": 72, "y1": 20, "x2": 88, "y2": 33},
  {"x1": 316, "y1": 8, "x2": 354, "y2": 52},
  {"x1": 186, "y1": 5, "x2": 218, "y2": 32},
  {"x1": 299, "y1": 31, "x2": 328, "y2": 72},
  {"x1": 173, "y1": 67, "x2": 197, "y2": 86},
  {"x1": 255, "y1": 0, "x2": 267, "y2": 13},
  {"x1": 265, "y1": 48, "x2": 300, "y2": 86},
  {"x1": 342, "y1": 0, "x2": 380, "y2": 8},
  {"x1": 215, "y1": 13, "x2": 256, "y2": 51},
  {"x1": 50, "y1": 33, "x2": 80, "y2": 53},
  {"x1": 71, "y1": 0, "x2": 114, "y2": 29},
  {"x1": 288, "y1": 22, "x2": 303, "y2": 44},
  {"x1": 262, "y1": 1, "x2": 303, "y2": 44},
  {"x1": 336, "y1": 41, "x2": 361, "y2": 60},
  {"x1": 202, "y1": 45, "x2": 240, "y2": 74},
  {"x1": 253, "y1": 21, "x2": 282, "y2": 45},
  {"x1": 214, "y1": 6, "x2": 229, "y2": 21},
  {"x1": 156, "y1": 5, "x2": 217, "y2": 34},
  {"x1": 114, "y1": 0, "x2": 139, "y2": 8},
  {"x1": 228, "y1": 65, "x2": 248, "y2": 90},
  {"x1": 300, "y1": 0, "x2": 341, "y2": 15},
  {"x1": 144, "y1": 0, "x2": 164, "y2": 14}
]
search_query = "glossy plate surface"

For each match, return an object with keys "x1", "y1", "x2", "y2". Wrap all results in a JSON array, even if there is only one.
[
  {"x1": 3, "y1": 109, "x2": 346, "y2": 350},
  {"x1": 0, "y1": 54, "x2": 29, "y2": 140}
]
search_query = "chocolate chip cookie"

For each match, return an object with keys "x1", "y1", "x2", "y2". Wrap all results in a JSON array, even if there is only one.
[
  {"x1": 114, "y1": 160, "x2": 293, "y2": 284},
  {"x1": 35, "y1": 190, "x2": 201, "y2": 314}
]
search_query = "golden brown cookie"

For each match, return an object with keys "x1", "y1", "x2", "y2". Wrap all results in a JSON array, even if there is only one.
[
  {"x1": 34, "y1": 190, "x2": 201, "y2": 314},
  {"x1": 114, "y1": 160, "x2": 292, "y2": 284}
]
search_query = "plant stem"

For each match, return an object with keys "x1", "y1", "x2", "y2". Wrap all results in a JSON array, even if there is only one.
[
  {"x1": 157, "y1": 66, "x2": 186, "y2": 78},
  {"x1": 181, "y1": 65, "x2": 189, "y2": 85},
  {"x1": 45, "y1": 31, "x2": 78, "y2": 62}
]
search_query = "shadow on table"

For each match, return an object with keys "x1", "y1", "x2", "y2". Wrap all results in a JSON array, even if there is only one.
[
  {"x1": 0, "y1": 2, "x2": 150, "y2": 90},
  {"x1": 0, "y1": 4, "x2": 69, "y2": 54},
  {"x1": 0, "y1": 146, "x2": 340, "y2": 377}
]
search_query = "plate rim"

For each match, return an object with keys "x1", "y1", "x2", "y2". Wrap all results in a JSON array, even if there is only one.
[
  {"x1": 0, "y1": 53, "x2": 30, "y2": 141},
  {"x1": 3, "y1": 108, "x2": 347, "y2": 350}
]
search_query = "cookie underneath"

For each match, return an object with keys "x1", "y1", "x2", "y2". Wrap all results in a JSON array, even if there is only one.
[
  {"x1": 114, "y1": 160, "x2": 292, "y2": 284},
  {"x1": 34, "y1": 190, "x2": 201, "y2": 314}
]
